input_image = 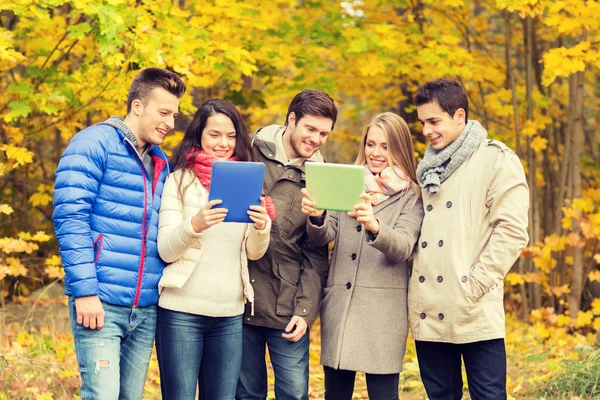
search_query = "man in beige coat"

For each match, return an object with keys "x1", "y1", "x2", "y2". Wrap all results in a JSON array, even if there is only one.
[{"x1": 408, "y1": 79, "x2": 529, "y2": 400}]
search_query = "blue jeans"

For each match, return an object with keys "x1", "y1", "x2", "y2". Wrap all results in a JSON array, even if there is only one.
[
  {"x1": 156, "y1": 307, "x2": 243, "y2": 400},
  {"x1": 236, "y1": 324, "x2": 309, "y2": 400},
  {"x1": 68, "y1": 297, "x2": 156, "y2": 400},
  {"x1": 415, "y1": 339, "x2": 507, "y2": 400}
]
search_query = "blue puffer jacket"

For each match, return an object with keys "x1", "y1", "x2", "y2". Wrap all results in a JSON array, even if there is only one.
[{"x1": 53, "y1": 123, "x2": 169, "y2": 307}]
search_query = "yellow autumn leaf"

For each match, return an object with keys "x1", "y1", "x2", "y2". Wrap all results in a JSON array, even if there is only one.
[
  {"x1": 29, "y1": 192, "x2": 52, "y2": 207},
  {"x1": 44, "y1": 265, "x2": 64, "y2": 280},
  {"x1": 30, "y1": 231, "x2": 51, "y2": 242},
  {"x1": 0, "y1": 144, "x2": 34, "y2": 167},
  {"x1": 0, "y1": 204, "x2": 13, "y2": 215},
  {"x1": 551, "y1": 285, "x2": 570, "y2": 297},
  {"x1": 530, "y1": 136, "x2": 548, "y2": 154},
  {"x1": 35, "y1": 394, "x2": 53, "y2": 400},
  {"x1": 574, "y1": 311, "x2": 594, "y2": 328},
  {"x1": 530, "y1": 309, "x2": 543, "y2": 322},
  {"x1": 556, "y1": 314, "x2": 572, "y2": 327},
  {"x1": 565, "y1": 255, "x2": 574, "y2": 265},
  {"x1": 588, "y1": 270, "x2": 600, "y2": 283},
  {"x1": 592, "y1": 299, "x2": 600, "y2": 316},
  {"x1": 505, "y1": 273, "x2": 524, "y2": 286},
  {"x1": 572, "y1": 198, "x2": 595, "y2": 213},
  {"x1": 6, "y1": 257, "x2": 27, "y2": 277},
  {"x1": 45, "y1": 255, "x2": 62, "y2": 266},
  {"x1": 0, "y1": 265, "x2": 10, "y2": 280}
]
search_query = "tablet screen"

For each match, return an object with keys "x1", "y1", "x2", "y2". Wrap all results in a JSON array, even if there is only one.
[
  {"x1": 305, "y1": 163, "x2": 364, "y2": 212},
  {"x1": 208, "y1": 161, "x2": 265, "y2": 223}
]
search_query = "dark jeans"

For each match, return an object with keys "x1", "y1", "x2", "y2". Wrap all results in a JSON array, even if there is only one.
[
  {"x1": 156, "y1": 307, "x2": 243, "y2": 400},
  {"x1": 236, "y1": 324, "x2": 310, "y2": 400},
  {"x1": 323, "y1": 366, "x2": 399, "y2": 400},
  {"x1": 415, "y1": 339, "x2": 507, "y2": 400}
]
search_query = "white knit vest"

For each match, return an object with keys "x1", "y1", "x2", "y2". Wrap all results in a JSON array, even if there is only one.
[{"x1": 159, "y1": 222, "x2": 246, "y2": 317}]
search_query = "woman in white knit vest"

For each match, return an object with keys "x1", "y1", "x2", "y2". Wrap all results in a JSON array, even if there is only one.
[{"x1": 156, "y1": 99, "x2": 274, "y2": 399}]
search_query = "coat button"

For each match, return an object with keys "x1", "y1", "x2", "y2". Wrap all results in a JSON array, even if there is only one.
[
  {"x1": 346, "y1": 282, "x2": 352, "y2": 289},
  {"x1": 419, "y1": 276, "x2": 425, "y2": 283},
  {"x1": 438, "y1": 313, "x2": 444, "y2": 320},
  {"x1": 421, "y1": 242, "x2": 427, "y2": 248},
  {"x1": 438, "y1": 240, "x2": 444, "y2": 247},
  {"x1": 426, "y1": 204, "x2": 433, "y2": 211},
  {"x1": 446, "y1": 201, "x2": 452, "y2": 208},
  {"x1": 461, "y1": 276, "x2": 468, "y2": 283},
  {"x1": 356, "y1": 225, "x2": 362, "y2": 232},
  {"x1": 437, "y1": 276, "x2": 443, "y2": 283},
  {"x1": 420, "y1": 313, "x2": 426, "y2": 320},
  {"x1": 351, "y1": 253, "x2": 357, "y2": 260},
  {"x1": 302, "y1": 308, "x2": 307, "y2": 313},
  {"x1": 251, "y1": 279, "x2": 255, "y2": 283}
]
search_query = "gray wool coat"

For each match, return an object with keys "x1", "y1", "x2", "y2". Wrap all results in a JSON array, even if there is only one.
[{"x1": 307, "y1": 188, "x2": 423, "y2": 374}]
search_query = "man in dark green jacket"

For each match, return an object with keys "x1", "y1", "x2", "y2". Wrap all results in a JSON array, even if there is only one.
[{"x1": 236, "y1": 90, "x2": 338, "y2": 400}]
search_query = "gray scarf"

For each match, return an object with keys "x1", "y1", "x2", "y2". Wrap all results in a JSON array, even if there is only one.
[{"x1": 416, "y1": 120, "x2": 487, "y2": 194}]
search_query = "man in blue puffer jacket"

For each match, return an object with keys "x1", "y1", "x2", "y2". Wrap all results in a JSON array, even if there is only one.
[{"x1": 53, "y1": 68, "x2": 186, "y2": 399}]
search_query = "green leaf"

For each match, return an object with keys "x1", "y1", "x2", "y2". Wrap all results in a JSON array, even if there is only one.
[
  {"x1": 5, "y1": 100, "x2": 32, "y2": 122},
  {"x1": 8, "y1": 81, "x2": 33, "y2": 98},
  {"x1": 67, "y1": 22, "x2": 92, "y2": 40}
]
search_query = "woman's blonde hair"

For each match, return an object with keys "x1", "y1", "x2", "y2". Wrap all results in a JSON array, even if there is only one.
[{"x1": 355, "y1": 112, "x2": 420, "y2": 196}]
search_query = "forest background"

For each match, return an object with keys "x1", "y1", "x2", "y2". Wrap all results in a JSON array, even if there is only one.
[{"x1": 1, "y1": 0, "x2": 600, "y2": 398}]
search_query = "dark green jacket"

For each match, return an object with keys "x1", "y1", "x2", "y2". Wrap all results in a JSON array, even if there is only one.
[{"x1": 243, "y1": 125, "x2": 329, "y2": 329}]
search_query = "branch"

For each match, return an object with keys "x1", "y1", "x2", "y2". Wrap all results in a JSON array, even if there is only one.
[{"x1": 27, "y1": 71, "x2": 123, "y2": 136}]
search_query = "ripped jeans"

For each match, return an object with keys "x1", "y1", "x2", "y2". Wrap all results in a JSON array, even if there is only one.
[{"x1": 68, "y1": 297, "x2": 157, "y2": 400}]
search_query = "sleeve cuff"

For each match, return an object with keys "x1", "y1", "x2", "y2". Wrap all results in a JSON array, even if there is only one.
[
  {"x1": 184, "y1": 216, "x2": 204, "y2": 238},
  {"x1": 309, "y1": 214, "x2": 326, "y2": 227}
]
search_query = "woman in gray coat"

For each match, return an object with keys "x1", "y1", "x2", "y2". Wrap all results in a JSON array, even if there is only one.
[{"x1": 301, "y1": 112, "x2": 423, "y2": 400}]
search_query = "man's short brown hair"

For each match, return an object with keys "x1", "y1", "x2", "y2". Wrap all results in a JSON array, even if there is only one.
[
  {"x1": 126, "y1": 68, "x2": 186, "y2": 113},
  {"x1": 285, "y1": 89, "x2": 338, "y2": 130}
]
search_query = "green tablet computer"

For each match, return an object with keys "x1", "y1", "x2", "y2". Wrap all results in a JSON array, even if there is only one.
[{"x1": 305, "y1": 162, "x2": 365, "y2": 212}]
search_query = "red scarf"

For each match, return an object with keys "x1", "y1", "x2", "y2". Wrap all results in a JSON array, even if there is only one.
[{"x1": 186, "y1": 149, "x2": 276, "y2": 220}]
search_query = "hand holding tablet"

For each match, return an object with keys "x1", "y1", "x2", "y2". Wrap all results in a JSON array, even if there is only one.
[{"x1": 191, "y1": 199, "x2": 229, "y2": 232}]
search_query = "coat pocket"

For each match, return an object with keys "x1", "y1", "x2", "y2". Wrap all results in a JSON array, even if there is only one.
[
  {"x1": 275, "y1": 263, "x2": 301, "y2": 316},
  {"x1": 93, "y1": 234, "x2": 104, "y2": 264},
  {"x1": 466, "y1": 194, "x2": 473, "y2": 239}
]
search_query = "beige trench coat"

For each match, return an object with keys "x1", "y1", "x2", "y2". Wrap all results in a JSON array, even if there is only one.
[
  {"x1": 307, "y1": 189, "x2": 423, "y2": 374},
  {"x1": 408, "y1": 139, "x2": 529, "y2": 344}
]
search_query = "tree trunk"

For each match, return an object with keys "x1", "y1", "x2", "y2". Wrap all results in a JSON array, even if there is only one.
[
  {"x1": 525, "y1": 16, "x2": 542, "y2": 309},
  {"x1": 568, "y1": 70, "x2": 585, "y2": 317},
  {"x1": 505, "y1": 11, "x2": 528, "y2": 319}
]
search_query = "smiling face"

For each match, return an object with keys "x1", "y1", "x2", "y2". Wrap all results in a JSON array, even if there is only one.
[
  {"x1": 134, "y1": 87, "x2": 180, "y2": 147},
  {"x1": 416, "y1": 101, "x2": 465, "y2": 150},
  {"x1": 364, "y1": 125, "x2": 389, "y2": 174},
  {"x1": 283, "y1": 113, "x2": 333, "y2": 159},
  {"x1": 200, "y1": 113, "x2": 236, "y2": 160}
]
